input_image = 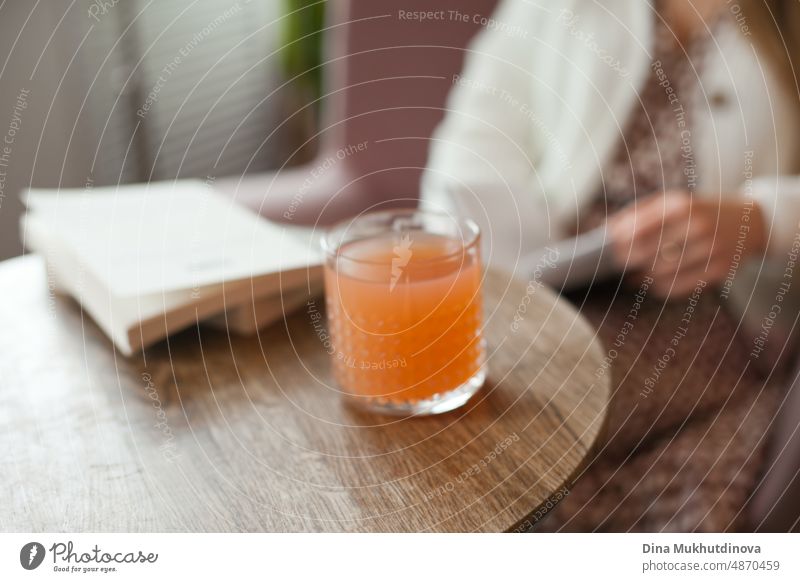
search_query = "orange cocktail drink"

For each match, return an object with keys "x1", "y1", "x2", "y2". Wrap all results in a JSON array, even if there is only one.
[{"x1": 322, "y1": 210, "x2": 485, "y2": 415}]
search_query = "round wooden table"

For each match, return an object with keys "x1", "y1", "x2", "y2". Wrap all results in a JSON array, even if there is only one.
[{"x1": 0, "y1": 255, "x2": 609, "y2": 532}]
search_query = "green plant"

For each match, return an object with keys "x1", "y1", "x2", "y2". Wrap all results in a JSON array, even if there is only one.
[{"x1": 280, "y1": 0, "x2": 326, "y2": 102}]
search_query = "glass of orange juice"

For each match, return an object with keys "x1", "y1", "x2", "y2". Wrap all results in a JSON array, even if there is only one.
[{"x1": 321, "y1": 209, "x2": 486, "y2": 415}]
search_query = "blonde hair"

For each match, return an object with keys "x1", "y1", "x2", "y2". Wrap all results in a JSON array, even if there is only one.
[{"x1": 745, "y1": 0, "x2": 800, "y2": 95}]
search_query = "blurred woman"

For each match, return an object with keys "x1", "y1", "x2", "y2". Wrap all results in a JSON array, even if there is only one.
[{"x1": 423, "y1": 0, "x2": 800, "y2": 531}]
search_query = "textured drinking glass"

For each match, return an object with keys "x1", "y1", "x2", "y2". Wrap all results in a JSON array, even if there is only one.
[{"x1": 322, "y1": 209, "x2": 486, "y2": 415}]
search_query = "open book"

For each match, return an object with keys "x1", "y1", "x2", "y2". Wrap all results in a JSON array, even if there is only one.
[{"x1": 21, "y1": 180, "x2": 323, "y2": 355}]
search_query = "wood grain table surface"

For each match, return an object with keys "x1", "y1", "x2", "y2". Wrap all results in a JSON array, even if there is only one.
[{"x1": 1, "y1": 255, "x2": 609, "y2": 532}]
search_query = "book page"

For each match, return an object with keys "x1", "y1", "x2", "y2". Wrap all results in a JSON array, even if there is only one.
[{"x1": 24, "y1": 180, "x2": 323, "y2": 297}]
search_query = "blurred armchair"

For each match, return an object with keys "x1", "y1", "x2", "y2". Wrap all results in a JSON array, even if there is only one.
[{"x1": 216, "y1": 0, "x2": 498, "y2": 224}]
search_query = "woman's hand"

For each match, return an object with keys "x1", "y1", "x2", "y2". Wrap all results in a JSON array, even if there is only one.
[{"x1": 606, "y1": 191, "x2": 766, "y2": 298}]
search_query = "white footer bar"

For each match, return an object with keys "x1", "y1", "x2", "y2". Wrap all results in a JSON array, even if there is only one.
[{"x1": 1, "y1": 533, "x2": 797, "y2": 581}]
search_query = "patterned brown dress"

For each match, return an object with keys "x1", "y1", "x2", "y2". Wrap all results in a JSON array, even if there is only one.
[{"x1": 535, "y1": 10, "x2": 779, "y2": 532}]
